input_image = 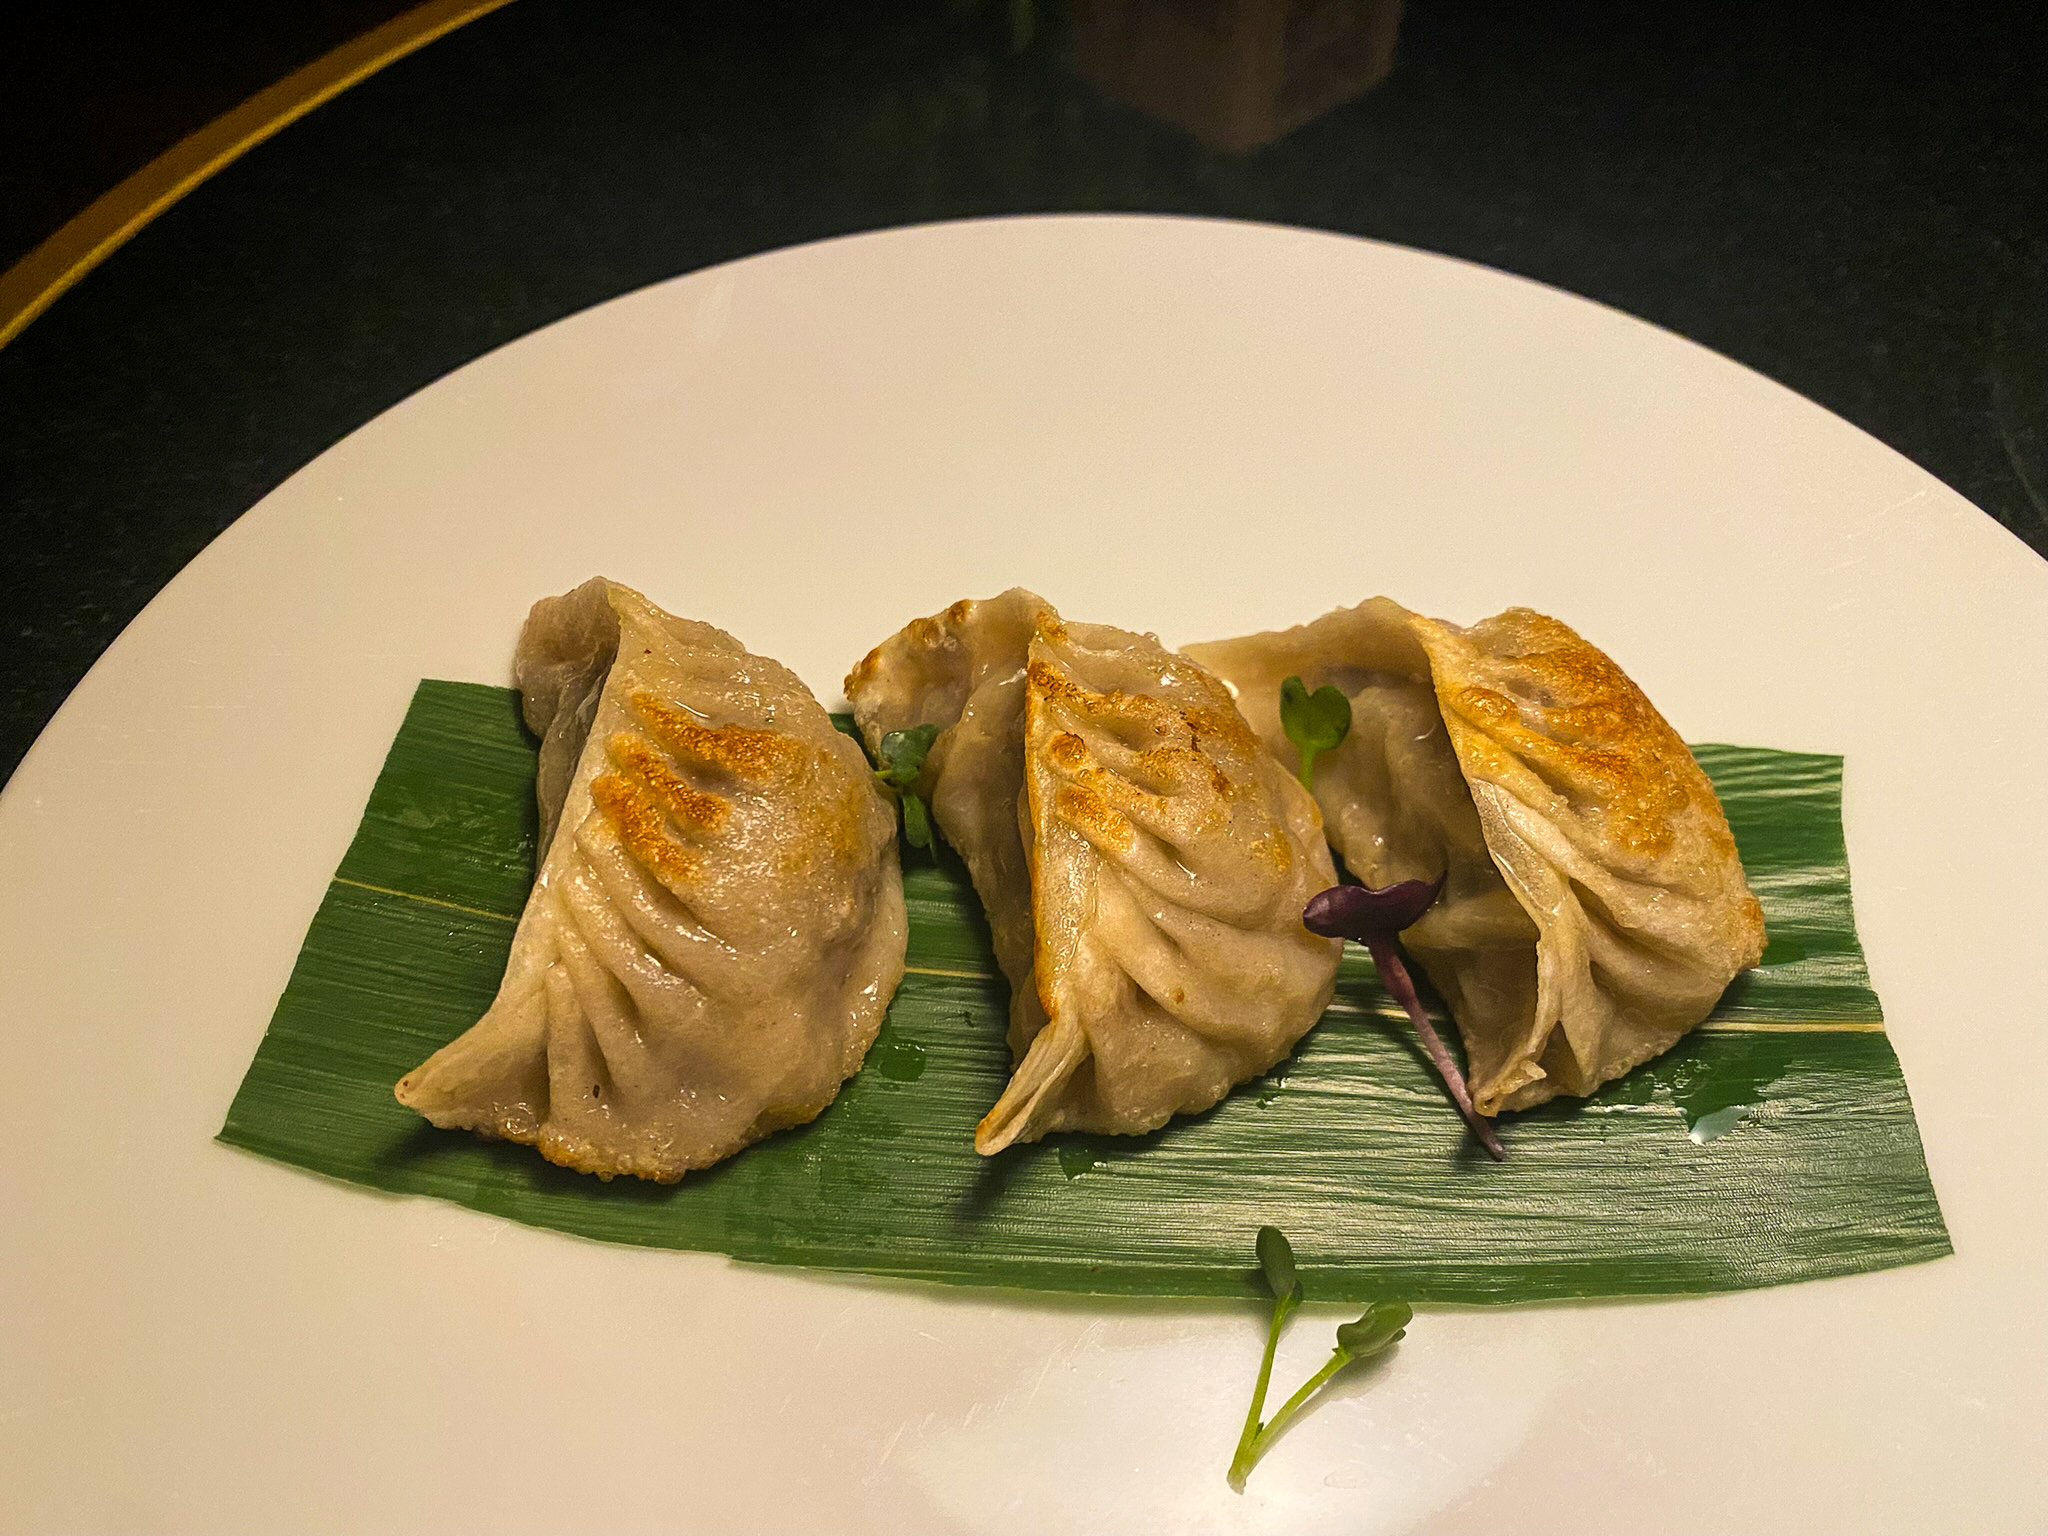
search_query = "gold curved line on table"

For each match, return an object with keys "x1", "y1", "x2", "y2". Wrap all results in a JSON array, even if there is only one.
[
  {"x1": 330, "y1": 876, "x2": 1886, "y2": 1032},
  {"x1": 0, "y1": 0, "x2": 519, "y2": 353}
]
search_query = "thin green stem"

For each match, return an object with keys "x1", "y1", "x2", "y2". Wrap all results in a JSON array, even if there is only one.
[
  {"x1": 1251, "y1": 1347, "x2": 1353, "y2": 1454},
  {"x1": 1230, "y1": 1347, "x2": 1364, "y2": 1487},
  {"x1": 1227, "y1": 1292, "x2": 1297, "y2": 1490}
]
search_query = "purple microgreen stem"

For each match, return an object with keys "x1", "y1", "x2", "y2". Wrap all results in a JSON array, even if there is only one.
[
  {"x1": 1303, "y1": 877, "x2": 1507, "y2": 1162},
  {"x1": 1365, "y1": 935, "x2": 1506, "y2": 1161}
]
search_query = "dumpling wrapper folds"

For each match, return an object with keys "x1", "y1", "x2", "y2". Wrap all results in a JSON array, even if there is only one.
[
  {"x1": 846, "y1": 590, "x2": 1342, "y2": 1154},
  {"x1": 395, "y1": 578, "x2": 907, "y2": 1181},
  {"x1": 1185, "y1": 600, "x2": 1765, "y2": 1116}
]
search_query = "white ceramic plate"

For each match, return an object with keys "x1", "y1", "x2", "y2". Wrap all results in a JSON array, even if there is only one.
[{"x1": 3, "y1": 217, "x2": 2044, "y2": 1535}]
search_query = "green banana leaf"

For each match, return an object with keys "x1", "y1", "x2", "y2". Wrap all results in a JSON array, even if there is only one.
[{"x1": 219, "y1": 681, "x2": 1949, "y2": 1303}]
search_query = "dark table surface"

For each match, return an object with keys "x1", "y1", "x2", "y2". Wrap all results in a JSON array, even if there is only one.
[{"x1": 3, "y1": 0, "x2": 2044, "y2": 786}]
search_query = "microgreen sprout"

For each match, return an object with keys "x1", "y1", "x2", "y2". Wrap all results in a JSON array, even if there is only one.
[
  {"x1": 873, "y1": 724, "x2": 941, "y2": 852},
  {"x1": 1304, "y1": 878, "x2": 1507, "y2": 1161},
  {"x1": 1228, "y1": 1225, "x2": 1413, "y2": 1490},
  {"x1": 1230, "y1": 1225, "x2": 1303, "y2": 1489},
  {"x1": 1278, "y1": 676, "x2": 1351, "y2": 789}
]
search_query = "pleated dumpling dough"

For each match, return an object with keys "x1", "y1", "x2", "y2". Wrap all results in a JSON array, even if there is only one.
[
  {"x1": 1186, "y1": 600, "x2": 1765, "y2": 1116},
  {"x1": 396, "y1": 578, "x2": 907, "y2": 1181},
  {"x1": 846, "y1": 591, "x2": 1341, "y2": 1153}
]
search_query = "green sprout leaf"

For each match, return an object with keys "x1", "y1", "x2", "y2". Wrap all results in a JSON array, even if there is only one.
[
  {"x1": 875, "y1": 724, "x2": 940, "y2": 789},
  {"x1": 900, "y1": 791, "x2": 935, "y2": 852},
  {"x1": 873, "y1": 724, "x2": 942, "y2": 854},
  {"x1": 1279, "y1": 677, "x2": 1351, "y2": 789},
  {"x1": 1255, "y1": 1224, "x2": 1299, "y2": 1302},
  {"x1": 1229, "y1": 1229, "x2": 1413, "y2": 1492},
  {"x1": 1335, "y1": 1301, "x2": 1412, "y2": 1357},
  {"x1": 1231, "y1": 1226, "x2": 1302, "y2": 1492}
]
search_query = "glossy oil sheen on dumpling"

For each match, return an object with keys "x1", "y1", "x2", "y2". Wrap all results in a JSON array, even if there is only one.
[
  {"x1": 846, "y1": 590, "x2": 1341, "y2": 1153},
  {"x1": 395, "y1": 578, "x2": 906, "y2": 1181},
  {"x1": 1186, "y1": 600, "x2": 1765, "y2": 1116}
]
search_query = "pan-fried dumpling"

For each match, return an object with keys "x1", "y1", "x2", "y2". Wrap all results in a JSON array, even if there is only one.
[
  {"x1": 396, "y1": 578, "x2": 907, "y2": 1181},
  {"x1": 1186, "y1": 600, "x2": 1765, "y2": 1116},
  {"x1": 846, "y1": 591, "x2": 1341, "y2": 1153}
]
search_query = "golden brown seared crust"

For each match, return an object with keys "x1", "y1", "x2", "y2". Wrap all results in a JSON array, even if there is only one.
[
  {"x1": 1054, "y1": 783, "x2": 1138, "y2": 853},
  {"x1": 982, "y1": 616, "x2": 1339, "y2": 1153},
  {"x1": 844, "y1": 594, "x2": 994, "y2": 705},
  {"x1": 538, "y1": 1111, "x2": 838, "y2": 1183},
  {"x1": 1047, "y1": 731, "x2": 1223, "y2": 845},
  {"x1": 843, "y1": 644, "x2": 885, "y2": 700},
  {"x1": 1181, "y1": 705, "x2": 1262, "y2": 761},
  {"x1": 1137, "y1": 744, "x2": 1235, "y2": 802},
  {"x1": 1026, "y1": 640, "x2": 1286, "y2": 863},
  {"x1": 1736, "y1": 886, "x2": 1766, "y2": 953},
  {"x1": 1249, "y1": 827, "x2": 1296, "y2": 875},
  {"x1": 1423, "y1": 609, "x2": 1724, "y2": 862},
  {"x1": 401, "y1": 577, "x2": 909, "y2": 1186},
  {"x1": 1024, "y1": 658, "x2": 1083, "y2": 706},
  {"x1": 607, "y1": 732, "x2": 731, "y2": 832},
  {"x1": 1182, "y1": 593, "x2": 1764, "y2": 1115},
  {"x1": 1416, "y1": 605, "x2": 1765, "y2": 962},
  {"x1": 417, "y1": 1109, "x2": 706, "y2": 1184},
  {"x1": 591, "y1": 773, "x2": 702, "y2": 885},
  {"x1": 794, "y1": 777, "x2": 872, "y2": 870},
  {"x1": 1029, "y1": 670, "x2": 1174, "y2": 751},
  {"x1": 538, "y1": 1127, "x2": 687, "y2": 1184},
  {"x1": 1046, "y1": 740, "x2": 1247, "y2": 847},
  {"x1": 609, "y1": 719, "x2": 867, "y2": 881},
  {"x1": 601, "y1": 701, "x2": 836, "y2": 886},
  {"x1": 1049, "y1": 731, "x2": 1090, "y2": 771},
  {"x1": 633, "y1": 692, "x2": 804, "y2": 781},
  {"x1": 1026, "y1": 661, "x2": 1250, "y2": 768}
]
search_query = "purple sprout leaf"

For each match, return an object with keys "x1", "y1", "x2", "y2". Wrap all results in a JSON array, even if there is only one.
[
  {"x1": 1304, "y1": 877, "x2": 1507, "y2": 1163},
  {"x1": 1302, "y1": 876, "x2": 1445, "y2": 938}
]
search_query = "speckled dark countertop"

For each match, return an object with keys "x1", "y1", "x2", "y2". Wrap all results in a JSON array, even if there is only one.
[{"x1": 3, "y1": 0, "x2": 2043, "y2": 783}]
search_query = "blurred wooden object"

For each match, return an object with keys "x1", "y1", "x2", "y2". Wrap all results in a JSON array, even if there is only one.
[{"x1": 1067, "y1": 0, "x2": 1403, "y2": 152}]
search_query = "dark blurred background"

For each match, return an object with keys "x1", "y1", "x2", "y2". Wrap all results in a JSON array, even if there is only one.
[
  {"x1": 2, "y1": 2, "x2": 418, "y2": 271},
  {"x1": 2, "y1": 0, "x2": 2044, "y2": 781}
]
